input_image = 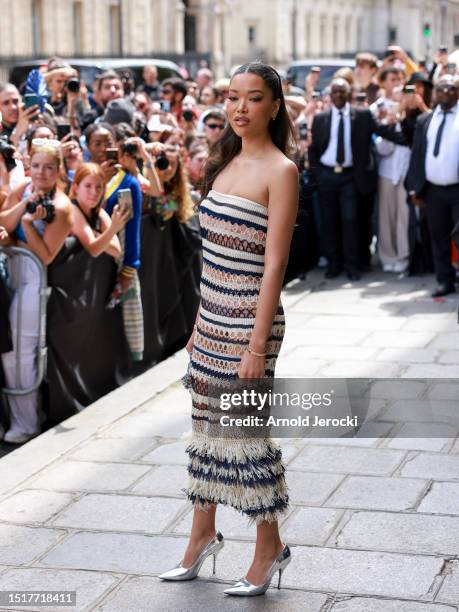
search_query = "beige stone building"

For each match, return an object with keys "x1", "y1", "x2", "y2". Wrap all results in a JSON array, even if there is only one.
[{"x1": 0, "y1": 0, "x2": 458, "y2": 78}]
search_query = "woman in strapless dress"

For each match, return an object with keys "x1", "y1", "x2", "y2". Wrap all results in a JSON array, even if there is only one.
[{"x1": 159, "y1": 62, "x2": 299, "y2": 596}]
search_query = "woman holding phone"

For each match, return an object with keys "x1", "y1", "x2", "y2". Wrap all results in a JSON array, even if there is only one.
[
  {"x1": 83, "y1": 122, "x2": 143, "y2": 360},
  {"x1": 159, "y1": 62, "x2": 298, "y2": 596},
  {"x1": 104, "y1": 133, "x2": 144, "y2": 361},
  {"x1": 69, "y1": 162, "x2": 129, "y2": 259}
]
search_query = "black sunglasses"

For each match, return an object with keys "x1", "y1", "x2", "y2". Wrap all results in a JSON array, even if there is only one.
[{"x1": 206, "y1": 123, "x2": 225, "y2": 130}]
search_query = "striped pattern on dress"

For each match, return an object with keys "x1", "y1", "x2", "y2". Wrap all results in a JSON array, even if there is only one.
[{"x1": 181, "y1": 189, "x2": 290, "y2": 526}]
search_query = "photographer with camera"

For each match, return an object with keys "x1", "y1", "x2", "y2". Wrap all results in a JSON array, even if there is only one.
[
  {"x1": 0, "y1": 138, "x2": 72, "y2": 443},
  {"x1": 149, "y1": 131, "x2": 195, "y2": 226},
  {"x1": 43, "y1": 57, "x2": 89, "y2": 129},
  {"x1": 0, "y1": 136, "x2": 25, "y2": 208}
]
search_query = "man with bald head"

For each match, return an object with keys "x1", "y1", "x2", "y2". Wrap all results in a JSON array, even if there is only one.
[
  {"x1": 309, "y1": 78, "x2": 406, "y2": 280},
  {"x1": 406, "y1": 74, "x2": 459, "y2": 297}
]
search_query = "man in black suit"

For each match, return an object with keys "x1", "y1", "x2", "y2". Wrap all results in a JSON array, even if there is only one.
[
  {"x1": 405, "y1": 75, "x2": 459, "y2": 297},
  {"x1": 309, "y1": 78, "x2": 405, "y2": 280}
]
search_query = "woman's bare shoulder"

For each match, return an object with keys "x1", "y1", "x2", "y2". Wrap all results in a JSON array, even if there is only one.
[{"x1": 267, "y1": 152, "x2": 298, "y2": 181}]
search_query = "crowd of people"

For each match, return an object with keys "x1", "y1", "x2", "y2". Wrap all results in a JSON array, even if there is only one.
[{"x1": 0, "y1": 45, "x2": 458, "y2": 444}]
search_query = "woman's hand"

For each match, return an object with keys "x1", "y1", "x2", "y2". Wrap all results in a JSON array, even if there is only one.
[
  {"x1": 125, "y1": 137, "x2": 149, "y2": 161},
  {"x1": 101, "y1": 160, "x2": 119, "y2": 182},
  {"x1": 110, "y1": 203, "x2": 131, "y2": 233},
  {"x1": 185, "y1": 328, "x2": 196, "y2": 354},
  {"x1": 118, "y1": 272, "x2": 133, "y2": 295},
  {"x1": 22, "y1": 203, "x2": 47, "y2": 224},
  {"x1": 0, "y1": 226, "x2": 9, "y2": 242},
  {"x1": 237, "y1": 349, "x2": 266, "y2": 379},
  {"x1": 410, "y1": 194, "x2": 426, "y2": 208},
  {"x1": 13, "y1": 105, "x2": 40, "y2": 143}
]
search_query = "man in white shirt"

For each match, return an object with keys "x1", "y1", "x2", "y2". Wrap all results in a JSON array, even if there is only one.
[
  {"x1": 405, "y1": 75, "x2": 459, "y2": 297},
  {"x1": 370, "y1": 69, "x2": 411, "y2": 273},
  {"x1": 309, "y1": 78, "x2": 407, "y2": 280}
]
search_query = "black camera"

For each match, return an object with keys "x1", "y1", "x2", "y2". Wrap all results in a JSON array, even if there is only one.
[
  {"x1": 182, "y1": 109, "x2": 194, "y2": 122},
  {"x1": 66, "y1": 78, "x2": 80, "y2": 93},
  {"x1": 0, "y1": 136, "x2": 17, "y2": 172},
  {"x1": 26, "y1": 194, "x2": 56, "y2": 223},
  {"x1": 120, "y1": 141, "x2": 138, "y2": 156},
  {"x1": 155, "y1": 154, "x2": 169, "y2": 171}
]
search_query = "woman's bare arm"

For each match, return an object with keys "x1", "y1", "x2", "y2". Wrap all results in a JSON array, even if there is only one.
[
  {"x1": 249, "y1": 160, "x2": 298, "y2": 353},
  {"x1": 22, "y1": 195, "x2": 73, "y2": 265},
  {"x1": 72, "y1": 207, "x2": 122, "y2": 259},
  {"x1": 0, "y1": 180, "x2": 31, "y2": 232}
]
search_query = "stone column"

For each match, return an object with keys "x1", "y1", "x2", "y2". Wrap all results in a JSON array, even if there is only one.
[
  {"x1": 212, "y1": 1, "x2": 224, "y2": 79},
  {"x1": 175, "y1": 0, "x2": 185, "y2": 53}
]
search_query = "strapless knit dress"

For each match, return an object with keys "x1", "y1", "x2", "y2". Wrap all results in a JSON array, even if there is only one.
[{"x1": 181, "y1": 189, "x2": 290, "y2": 526}]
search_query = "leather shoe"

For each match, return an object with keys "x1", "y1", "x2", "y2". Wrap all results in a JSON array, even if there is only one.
[
  {"x1": 325, "y1": 267, "x2": 342, "y2": 279},
  {"x1": 346, "y1": 271, "x2": 361, "y2": 281},
  {"x1": 431, "y1": 285, "x2": 455, "y2": 298}
]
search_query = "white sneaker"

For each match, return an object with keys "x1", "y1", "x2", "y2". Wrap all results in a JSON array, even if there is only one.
[
  {"x1": 393, "y1": 261, "x2": 409, "y2": 273},
  {"x1": 382, "y1": 263, "x2": 394, "y2": 272},
  {"x1": 3, "y1": 429, "x2": 39, "y2": 444}
]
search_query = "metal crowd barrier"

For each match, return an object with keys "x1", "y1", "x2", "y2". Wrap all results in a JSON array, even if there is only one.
[{"x1": 0, "y1": 246, "x2": 50, "y2": 396}]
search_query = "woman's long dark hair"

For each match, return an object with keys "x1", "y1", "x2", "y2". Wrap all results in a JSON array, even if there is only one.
[{"x1": 202, "y1": 62, "x2": 296, "y2": 197}]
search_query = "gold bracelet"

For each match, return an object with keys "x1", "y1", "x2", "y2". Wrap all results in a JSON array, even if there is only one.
[{"x1": 246, "y1": 347, "x2": 267, "y2": 357}]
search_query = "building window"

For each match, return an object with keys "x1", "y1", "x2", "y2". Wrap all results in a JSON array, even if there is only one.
[
  {"x1": 109, "y1": 2, "x2": 121, "y2": 55},
  {"x1": 248, "y1": 25, "x2": 256, "y2": 45},
  {"x1": 185, "y1": 12, "x2": 197, "y2": 51},
  {"x1": 73, "y1": 1, "x2": 83, "y2": 53},
  {"x1": 31, "y1": 0, "x2": 43, "y2": 55}
]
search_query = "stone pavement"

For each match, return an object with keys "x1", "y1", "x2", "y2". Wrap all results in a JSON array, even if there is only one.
[{"x1": 0, "y1": 269, "x2": 458, "y2": 612}]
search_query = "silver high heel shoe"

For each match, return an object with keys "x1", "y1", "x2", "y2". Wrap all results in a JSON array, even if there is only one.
[
  {"x1": 158, "y1": 531, "x2": 224, "y2": 581},
  {"x1": 223, "y1": 543, "x2": 291, "y2": 596}
]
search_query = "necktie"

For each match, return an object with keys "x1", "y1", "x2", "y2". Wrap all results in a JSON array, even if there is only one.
[
  {"x1": 433, "y1": 111, "x2": 450, "y2": 157},
  {"x1": 336, "y1": 111, "x2": 345, "y2": 165}
]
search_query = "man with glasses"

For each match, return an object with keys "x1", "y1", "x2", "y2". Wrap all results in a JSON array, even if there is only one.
[
  {"x1": 202, "y1": 109, "x2": 226, "y2": 146},
  {"x1": 406, "y1": 75, "x2": 459, "y2": 297}
]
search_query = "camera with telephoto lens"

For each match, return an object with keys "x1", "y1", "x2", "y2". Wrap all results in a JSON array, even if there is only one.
[
  {"x1": 182, "y1": 109, "x2": 194, "y2": 122},
  {"x1": 155, "y1": 153, "x2": 169, "y2": 170},
  {"x1": 0, "y1": 135, "x2": 17, "y2": 172},
  {"x1": 66, "y1": 78, "x2": 80, "y2": 93},
  {"x1": 26, "y1": 193, "x2": 56, "y2": 223}
]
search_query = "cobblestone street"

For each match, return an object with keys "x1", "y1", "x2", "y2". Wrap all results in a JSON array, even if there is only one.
[{"x1": 0, "y1": 269, "x2": 458, "y2": 611}]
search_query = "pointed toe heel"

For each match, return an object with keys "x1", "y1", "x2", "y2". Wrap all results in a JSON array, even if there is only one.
[
  {"x1": 158, "y1": 531, "x2": 224, "y2": 581},
  {"x1": 224, "y1": 543, "x2": 291, "y2": 596}
]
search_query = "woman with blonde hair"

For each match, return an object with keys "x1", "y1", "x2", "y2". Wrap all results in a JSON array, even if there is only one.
[{"x1": 0, "y1": 138, "x2": 72, "y2": 443}]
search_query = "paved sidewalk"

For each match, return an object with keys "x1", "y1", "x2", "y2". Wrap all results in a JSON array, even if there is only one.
[{"x1": 0, "y1": 269, "x2": 458, "y2": 612}]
